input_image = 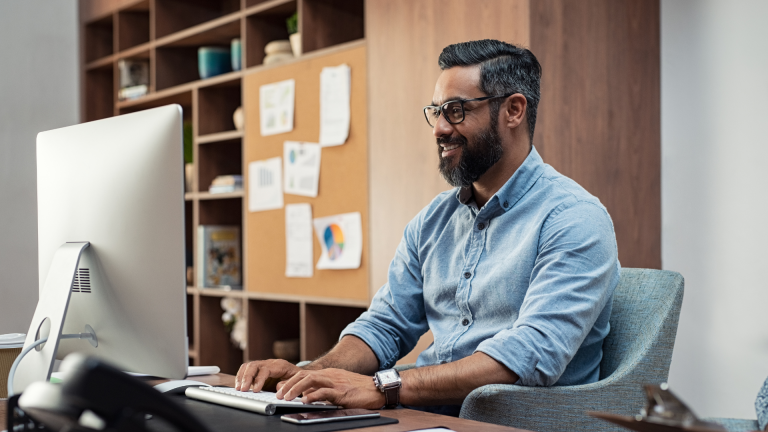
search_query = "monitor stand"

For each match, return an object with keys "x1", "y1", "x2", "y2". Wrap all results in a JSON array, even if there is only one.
[{"x1": 13, "y1": 242, "x2": 98, "y2": 394}]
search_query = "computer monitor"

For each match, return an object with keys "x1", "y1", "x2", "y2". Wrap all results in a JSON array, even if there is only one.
[{"x1": 12, "y1": 105, "x2": 188, "y2": 394}]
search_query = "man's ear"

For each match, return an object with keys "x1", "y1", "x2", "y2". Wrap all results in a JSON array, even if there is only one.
[{"x1": 502, "y1": 94, "x2": 527, "y2": 130}]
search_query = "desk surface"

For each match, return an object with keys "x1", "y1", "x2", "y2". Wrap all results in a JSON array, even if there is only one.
[{"x1": 1, "y1": 373, "x2": 529, "y2": 432}]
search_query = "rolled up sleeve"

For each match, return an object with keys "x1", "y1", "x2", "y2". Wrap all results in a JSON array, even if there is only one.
[
  {"x1": 340, "y1": 212, "x2": 429, "y2": 370},
  {"x1": 475, "y1": 201, "x2": 619, "y2": 386}
]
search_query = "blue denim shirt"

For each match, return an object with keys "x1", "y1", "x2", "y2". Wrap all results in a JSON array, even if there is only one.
[{"x1": 341, "y1": 146, "x2": 620, "y2": 387}]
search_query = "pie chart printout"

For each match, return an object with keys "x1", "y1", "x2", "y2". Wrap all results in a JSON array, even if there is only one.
[
  {"x1": 313, "y1": 212, "x2": 362, "y2": 270},
  {"x1": 324, "y1": 224, "x2": 345, "y2": 260}
]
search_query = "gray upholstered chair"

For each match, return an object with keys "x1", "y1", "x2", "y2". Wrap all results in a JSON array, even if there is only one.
[
  {"x1": 702, "y1": 418, "x2": 759, "y2": 432},
  {"x1": 455, "y1": 268, "x2": 685, "y2": 432}
]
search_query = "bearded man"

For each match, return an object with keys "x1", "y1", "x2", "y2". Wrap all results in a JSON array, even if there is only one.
[{"x1": 235, "y1": 39, "x2": 620, "y2": 416}]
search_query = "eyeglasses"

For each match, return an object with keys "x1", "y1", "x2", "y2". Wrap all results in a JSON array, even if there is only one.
[{"x1": 423, "y1": 94, "x2": 513, "y2": 128}]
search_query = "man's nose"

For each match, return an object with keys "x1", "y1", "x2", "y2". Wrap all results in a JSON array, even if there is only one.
[{"x1": 432, "y1": 113, "x2": 454, "y2": 138}]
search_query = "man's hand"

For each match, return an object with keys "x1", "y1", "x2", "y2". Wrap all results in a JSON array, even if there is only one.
[
  {"x1": 235, "y1": 359, "x2": 303, "y2": 392},
  {"x1": 275, "y1": 368, "x2": 385, "y2": 409}
]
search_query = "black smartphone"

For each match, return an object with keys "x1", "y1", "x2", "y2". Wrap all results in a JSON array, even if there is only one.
[{"x1": 280, "y1": 409, "x2": 380, "y2": 424}]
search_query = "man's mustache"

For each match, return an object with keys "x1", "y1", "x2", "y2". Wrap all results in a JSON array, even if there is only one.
[{"x1": 436, "y1": 135, "x2": 467, "y2": 146}]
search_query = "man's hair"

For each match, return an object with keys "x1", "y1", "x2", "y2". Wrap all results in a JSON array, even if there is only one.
[{"x1": 438, "y1": 40, "x2": 542, "y2": 143}]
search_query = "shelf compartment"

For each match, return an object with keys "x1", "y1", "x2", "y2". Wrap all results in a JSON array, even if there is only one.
[
  {"x1": 198, "y1": 81, "x2": 241, "y2": 135},
  {"x1": 300, "y1": 0, "x2": 364, "y2": 54},
  {"x1": 155, "y1": 47, "x2": 201, "y2": 91},
  {"x1": 199, "y1": 295, "x2": 243, "y2": 374},
  {"x1": 85, "y1": 14, "x2": 115, "y2": 63},
  {"x1": 199, "y1": 196, "x2": 242, "y2": 226},
  {"x1": 304, "y1": 304, "x2": 366, "y2": 360},
  {"x1": 155, "y1": 0, "x2": 241, "y2": 39},
  {"x1": 247, "y1": 300, "x2": 300, "y2": 361},
  {"x1": 117, "y1": 1, "x2": 150, "y2": 51},
  {"x1": 197, "y1": 140, "x2": 242, "y2": 193},
  {"x1": 84, "y1": 65, "x2": 115, "y2": 122},
  {"x1": 158, "y1": 13, "x2": 241, "y2": 48},
  {"x1": 244, "y1": 0, "x2": 296, "y2": 68}
]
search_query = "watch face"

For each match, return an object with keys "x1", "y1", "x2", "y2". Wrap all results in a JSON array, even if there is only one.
[{"x1": 378, "y1": 370, "x2": 399, "y2": 385}]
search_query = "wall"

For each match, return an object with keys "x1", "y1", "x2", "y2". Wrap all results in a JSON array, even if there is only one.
[
  {"x1": 662, "y1": 0, "x2": 768, "y2": 419},
  {"x1": 0, "y1": 1, "x2": 79, "y2": 333}
]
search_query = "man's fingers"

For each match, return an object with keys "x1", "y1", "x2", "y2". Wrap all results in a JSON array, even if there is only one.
[
  {"x1": 235, "y1": 363, "x2": 247, "y2": 389},
  {"x1": 275, "y1": 371, "x2": 306, "y2": 399},
  {"x1": 251, "y1": 365, "x2": 272, "y2": 393},
  {"x1": 302, "y1": 388, "x2": 337, "y2": 405},
  {"x1": 283, "y1": 373, "x2": 332, "y2": 401},
  {"x1": 239, "y1": 362, "x2": 260, "y2": 391}
]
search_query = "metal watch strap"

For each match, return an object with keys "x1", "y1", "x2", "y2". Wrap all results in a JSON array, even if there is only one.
[{"x1": 383, "y1": 385, "x2": 399, "y2": 408}]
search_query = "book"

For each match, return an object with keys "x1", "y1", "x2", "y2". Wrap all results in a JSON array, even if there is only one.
[
  {"x1": 197, "y1": 225, "x2": 242, "y2": 289},
  {"x1": 118, "y1": 84, "x2": 148, "y2": 101},
  {"x1": 211, "y1": 175, "x2": 243, "y2": 186},
  {"x1": 208, "y1": 185, "x2": 242, "y2": 194}
]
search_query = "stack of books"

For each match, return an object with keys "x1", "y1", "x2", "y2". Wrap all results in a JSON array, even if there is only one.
[
  {"x1": 209, "y1": 175, "x2": 242, "y2": 194},
  {"x1": 118, "y1": 59, "x2": 149, "y2": 101}
]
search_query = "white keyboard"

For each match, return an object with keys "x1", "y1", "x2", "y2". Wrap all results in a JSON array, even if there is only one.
[{"x1": 184, "y1": 386, "x2": 338, "y2": 416}]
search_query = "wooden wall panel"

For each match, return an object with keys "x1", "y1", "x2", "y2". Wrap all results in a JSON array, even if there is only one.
[
  {"x1": 366, "y1": 0, "x2": 531, "y2": 296},
  {"x1": 530, "y1": 0, "x2": 661, "y2": 269}
]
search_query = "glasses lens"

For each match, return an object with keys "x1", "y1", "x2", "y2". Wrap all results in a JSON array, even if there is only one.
[
  {"x1": 424, "y1": 106, "x2": 440, "y2": 127},
  {"x1": 444, "y1": 101, "x2": 464, "y2": 124}
]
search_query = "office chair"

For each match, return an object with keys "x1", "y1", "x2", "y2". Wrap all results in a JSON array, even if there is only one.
[{"x1": 447, "y1": 268, "x2": 683, "y2": 431}]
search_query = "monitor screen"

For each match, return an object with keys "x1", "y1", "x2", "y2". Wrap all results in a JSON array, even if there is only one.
[{"x1": 13, "y1": 105, "x2": 188, "y2": 393}]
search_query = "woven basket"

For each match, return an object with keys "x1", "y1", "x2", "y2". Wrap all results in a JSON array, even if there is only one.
[{"x1": 1, "y1": 347, "x2": 22, "y2": 398}]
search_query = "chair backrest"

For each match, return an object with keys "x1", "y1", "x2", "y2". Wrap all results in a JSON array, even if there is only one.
[{"x1": 598, "y1": 268, "x2": 684, "y2": 383}]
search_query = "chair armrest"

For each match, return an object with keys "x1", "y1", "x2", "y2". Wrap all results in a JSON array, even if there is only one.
[
  {"x1": 703, "y1": 417, "x2": 760, "y2": 432},
  {"x1": 460, "y1": 381, "x2": 646, "y2": 432}
]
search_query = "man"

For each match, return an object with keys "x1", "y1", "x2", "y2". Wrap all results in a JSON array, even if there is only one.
[{"x1": 235, "y1": 39, "x2": 620, "y2": 414}]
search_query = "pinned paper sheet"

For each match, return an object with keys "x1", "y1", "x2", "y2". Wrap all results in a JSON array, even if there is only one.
[
  {"x1": 285, "y1": 203, "x2": 314, "y2": 278},
  {"x1": 248, "y1": 157, "x2": 283, "y2": 212},
  {"x1": 313, "y1": 212, "x2": 362, "y2": 270},
  {"x1": 283, "y1": 141, "x2": 321, "y2": 197},
  {"x1": 260, "y1": 79, "x2": 295, "y2": 136},
  {"x1": 319, "y1": 64, "x2": 351, "y2": 146}
]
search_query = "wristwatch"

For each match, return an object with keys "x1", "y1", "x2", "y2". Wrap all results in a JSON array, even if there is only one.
[{"x1": 373, "y1": 368, "x2": 402, "y2": 409}]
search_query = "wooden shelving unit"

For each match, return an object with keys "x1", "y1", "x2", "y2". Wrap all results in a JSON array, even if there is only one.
[{"x1": 80, "y1": 0, "x2": 366, "y2": 374}]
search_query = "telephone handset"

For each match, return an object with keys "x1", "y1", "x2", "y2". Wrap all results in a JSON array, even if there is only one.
[{"x1": 17, "y1": 354, "x2": 211, "y2": 432}]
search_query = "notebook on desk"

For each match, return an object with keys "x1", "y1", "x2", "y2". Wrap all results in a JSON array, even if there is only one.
[{"x1": 185, "y1": 386, "x2": 339, "y2": 416}]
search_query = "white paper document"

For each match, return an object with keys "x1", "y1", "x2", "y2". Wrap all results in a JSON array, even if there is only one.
[
  {"x1": 313, "y1": 212, "x2": 362, "y2": 270},
  {"x1": 283, "y1": 141, "x2": 321, "y2": 197},
  {"x1": 319, "y1": 64, "x2": 351, "y2": 146},
  {"x1": 260, "y1": 79, "x2": 295, "y2": 136},
  {"x1": 248, "y1": 157, "x2": 283, "y2": 212},
  {"x1": 285, "y1": 203, "x2": 314, "y2": 278}
]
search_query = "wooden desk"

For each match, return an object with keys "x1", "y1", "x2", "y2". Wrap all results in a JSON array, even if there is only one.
[{"x1": 2, "y1": 374, "x2": 529, "y2": 432}]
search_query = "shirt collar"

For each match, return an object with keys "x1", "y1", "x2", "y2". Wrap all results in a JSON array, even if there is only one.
[{"x1": 455, "y1": 146, "x2": 545, "y2": 213}]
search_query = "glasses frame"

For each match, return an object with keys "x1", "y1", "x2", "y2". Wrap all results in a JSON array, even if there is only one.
[{"x1": 423, "y1": 93, "x2": 514, "y2": 128}]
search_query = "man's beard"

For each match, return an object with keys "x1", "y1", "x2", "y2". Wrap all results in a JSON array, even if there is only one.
[{"x1": 437, "y1": 122, "x2": 504, "y2": 187}]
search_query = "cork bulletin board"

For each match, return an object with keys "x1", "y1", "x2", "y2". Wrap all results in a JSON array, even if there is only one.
[{"x1": 243, "y1": 43, "x2": 368, "y2": 301}]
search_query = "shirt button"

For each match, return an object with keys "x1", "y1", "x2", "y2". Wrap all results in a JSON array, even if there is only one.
[
  {"x1": 477, "y1": 222, "x2": 485, "y2": 230},
  {"x1": 463, "y1": 272, "x2": 471, "y2": 279},
  {"x1": 503, "y1": 201, "x2": 509, "y2": 208},
  {"x1": 462, "y1": 318, "x2": 470, "y2": 326}
]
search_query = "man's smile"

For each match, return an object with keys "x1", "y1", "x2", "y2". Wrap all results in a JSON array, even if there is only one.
[{"x1": 440, "y1": 143, "x2": 462, "y2": 158}]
